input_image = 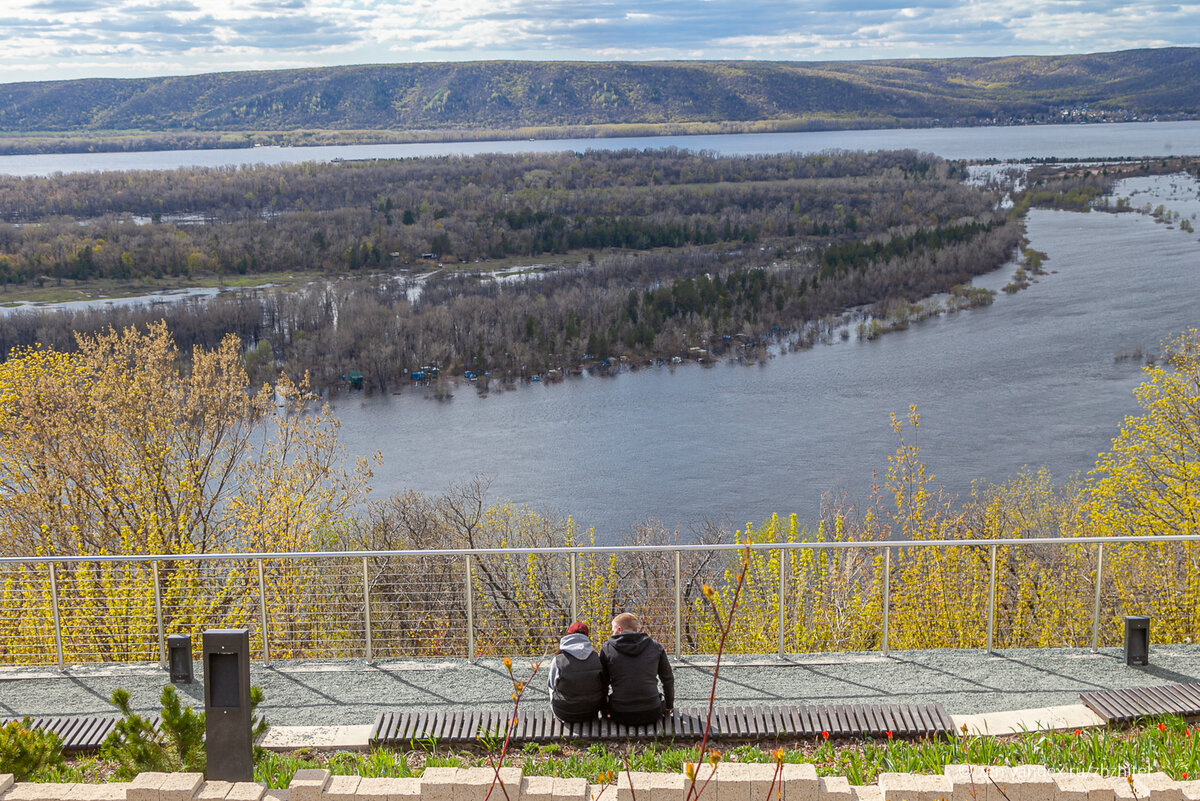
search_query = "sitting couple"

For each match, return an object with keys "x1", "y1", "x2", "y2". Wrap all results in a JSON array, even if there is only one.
[{"x1": 547, "y1": 612, "x2": 674, "y2": 725}]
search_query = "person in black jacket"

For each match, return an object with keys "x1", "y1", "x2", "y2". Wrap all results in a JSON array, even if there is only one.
[
  {"x1": 599, "y1": 612, "x2": 674, "y2": 726},
  {"x1": 547, "y1": 621, "x2": 607, "y2": 722}
]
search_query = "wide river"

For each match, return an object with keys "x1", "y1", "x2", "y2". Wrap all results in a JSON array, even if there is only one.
[
  {"x1": 2, "y1": 120, "x2": 1200, "y2": 176},
  {"x1": 2, "y1": 122, "x2": 1199, "y2": 541},
  {"x1": 327, "y1": 179, "x2": 1200, "y2": 538}
]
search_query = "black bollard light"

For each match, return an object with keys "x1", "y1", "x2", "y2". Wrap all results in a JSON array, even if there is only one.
[
  {"x1": 203, "y1": 628, "x2": 253, "y2": 781},
  {"x1": 167, "y1": 634, "x2": 193, "y2": 683},
  {"x1": 1124, "y1": 615, "x2": 1150, "y2": 666}
]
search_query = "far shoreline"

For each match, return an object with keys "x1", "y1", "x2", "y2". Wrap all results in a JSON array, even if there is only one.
[{"x1": 0, "y1": 114, "x2": 1186, "y2": 158}]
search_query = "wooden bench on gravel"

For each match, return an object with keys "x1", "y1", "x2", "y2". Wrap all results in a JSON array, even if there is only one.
[
  {"x1": 370, "y1": 702, "x2": 955, "y2": 746},
  {"x1": 1081, "y1": 682, "x2": 1200, "y2": 724},
  {"x1": 1, "y1": 715, "x2": 121, "y2": 752},
  {"x1": 2, "y1": 713, "x2": 263, "y2": 753}
]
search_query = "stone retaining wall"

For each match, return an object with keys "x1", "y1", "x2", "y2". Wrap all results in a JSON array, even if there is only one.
[{"x1": 4, "y1": 763, "x2": 1200, "y2": 801}]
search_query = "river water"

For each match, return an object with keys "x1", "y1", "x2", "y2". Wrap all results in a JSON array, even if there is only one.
[
  {"x1": 2, "y1": 120, "x2": 1200, "y2": 176},
  {"x1": 2, "y1": 123, "x2": 1198, "y2": 540},
  {"x1": 326, "y1": 174, "x2": 1200, "y2": 539}
]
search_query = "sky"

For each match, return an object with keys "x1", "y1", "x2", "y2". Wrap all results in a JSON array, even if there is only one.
[{"x1": 0, "y1": 0, "x2": 1198, "y2": 85}]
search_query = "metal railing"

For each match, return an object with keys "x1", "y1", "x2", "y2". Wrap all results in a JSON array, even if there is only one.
[{"x1": 2, "y1": 534, "x2": 1198, "y2": 669}]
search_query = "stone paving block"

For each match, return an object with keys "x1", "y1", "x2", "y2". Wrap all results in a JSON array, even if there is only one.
[
  {"x1": 1106, "y1": 776, "x2": 1138, "y2": 801},
  {"x1": 460, "y1": 768, "x2": 497, "y2": 801},
  {"x1": 983, "y1": 765, "x2": 1031, "y2": 801},
  {"x1": 421, "y1": 768, "x2": 461, "y2": 801},
  {"x1": 551, "y1": 779, "x2": 589, "y2": 801},
  {"x1": 1052, "y1": 773, "x2": 1114, "y2": 801},
  {"x1": 1050, "y1": 773, "x2": 1090, "y2": 801},
  {"x1": 4, "y1": 782, "x2": 76, "y2": 800},
  {"x1": 158, "y1": 773, "x2": 203, "y2": 801},
  {"x1": 384, "y1": 779, "x2": 422, "y2": 801},
  {"x1": 1085, "y1": 778, "x2": 1118, "y2": 801},
  {"x1": 1131, "y1": 775, "x2": 1182, "y2": 801},
  {"x1": 587, "y1": 784, "x2": 607, "y2": 801},
  {"x1": 65, "y1": 785, "x2": 124, "y2": 801},
  {"x1": 648, "y1": 773, "x2": 686, "y2": 801},
  {"x1": 744, "y1": 763, "x2": 780, "y2": 801},
  {"x1": 715, "y1": 763, "x2": 752, "y2": 801},
  {"x1": 264, "y1": 791, "x2": 289, "y2": 801},
  {"x1": 461, "y1": 767, "x2": 522, "y2": 801},
  {"x1": 196, "y1": 783, "x2": 233, "y2": 801},
  {"x1": 974, "y1": 764, "x2": 1052, "y2": 801},
  {"x1": 1177, "y1": 780, "x2": 1200, "y2": 801},
  {"x1": 64, "y1": 784, "x2": 129, "y2": 801},
  {"x1": 354, "y1": 779, "x2": 392, "y2": 801},
  {"x1": 617, "y1": 771, "x2": 656, "y2": 801},
  {"x1": 259, "y1": 726, "x2": 372, "y2": 752},
  {"x1": 780, "y1": 765, "x2": 818, "y2": 801},
  {"x1": 688, "y1": 763, "x2": 719, "y2": 801},
  {"x1": 1105, "y1": 775, "x2": 1157, "y2": 801},
  {"x1": 495, "y1": 768, "x2": 523, "y2": 801},
  {"x1": 289, "y1": 770, "x2": 331, "y2": 801},
  {"x1": 1, "y1": 775, "x2": 14, "y2": 796},
  {"x1": 1004, "y1": 764, "x2": 1055, "y2": 801},
  {"x1": 943, "y1": 764, "x2": 990, "y2": 801},
  {"x1": 818, "y1": 777, "x2": 851, "y2": 801},
  {"x1": 879, "y1": 772, "x2": 952, "y2": 801},
  {"x1": 322, "y1": 775, "x2": 361, "y2": 801},
  {"x1": 878, "y1": 772, "x2": 914, "y2": 801},
  {"x1": 225, "y1": 785, "x2": 264, "y2": 801},
  {"x1": 520, "y1": 776, "x2": 555, "y2": 801},
  {"x1": 129, "y1": 774, "x2": 170, "y2": 801},
  {"x1": 851, "y1": 787, "x2": 883, "y2": 801}
]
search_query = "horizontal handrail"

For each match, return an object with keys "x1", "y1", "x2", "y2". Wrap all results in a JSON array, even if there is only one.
[
  {"x1": 2, "y1": 532, "x2": 1197, "y2": 566},
  {"x1": 3, "y1": 530, "x2": 1194, "y2": 668}
]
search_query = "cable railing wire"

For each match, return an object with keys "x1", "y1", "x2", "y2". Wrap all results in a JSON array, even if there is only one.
[{"x1": 2, "y1": 533, "x2": 1197, "y2": 668}]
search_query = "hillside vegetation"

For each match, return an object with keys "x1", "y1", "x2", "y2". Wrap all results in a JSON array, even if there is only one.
[{"x1": 1, "y1": 48, "x2": 1197, "y2": 153}]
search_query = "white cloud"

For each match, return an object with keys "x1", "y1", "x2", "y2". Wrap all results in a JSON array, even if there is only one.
[{"x1": 0, "y1": 0, "x2": 1196, "y2": 82}]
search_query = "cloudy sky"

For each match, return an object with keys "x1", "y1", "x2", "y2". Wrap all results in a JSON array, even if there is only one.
[{"x1": 1, "y1": 0, "x2": 1198, "y2": 84}]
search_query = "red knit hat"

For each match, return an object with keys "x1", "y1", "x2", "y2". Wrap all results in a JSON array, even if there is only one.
[{"x1": 567, "y1": 621, "x2": 589, "y2": 636}]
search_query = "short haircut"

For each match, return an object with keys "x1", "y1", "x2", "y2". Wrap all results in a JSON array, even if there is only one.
[{"x1": 612, "y1": 612, "x2": 640, "y2": 632}]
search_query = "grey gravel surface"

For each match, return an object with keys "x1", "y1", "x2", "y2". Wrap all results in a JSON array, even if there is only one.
[{"x1": 3, "y1": 646, "x2": 1199, "y2": 726}]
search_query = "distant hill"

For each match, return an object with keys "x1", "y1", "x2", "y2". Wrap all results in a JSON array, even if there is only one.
[{"x1": 1, "y1": 48, "x2": 1197, "y2": 140}]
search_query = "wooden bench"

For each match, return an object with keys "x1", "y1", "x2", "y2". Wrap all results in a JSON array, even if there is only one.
[
  {"x1": 370, "y1": 703, "x2": 955, "y2": 746},
  {"x1": 2, "y1": 713, "x2": 263, "y2": 753},
  {"x1": 1081, "y1": 682, "x2": 1200, "y2": 724},
  {"x1": 1, "y1": 715, "x2": 120, "y2": 752}
]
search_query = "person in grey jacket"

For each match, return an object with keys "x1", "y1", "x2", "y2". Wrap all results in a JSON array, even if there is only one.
[
  {"x1": 547, "y1": 621, "x2": 607, "y2": 722},
  {"x1": 599, "y1": 612, "x2": 674, "y2": 726}
]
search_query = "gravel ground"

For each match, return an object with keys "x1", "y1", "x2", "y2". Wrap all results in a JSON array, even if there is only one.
[{"x1": 3, "y1": 646, "x2": 1199, "y2": 726}]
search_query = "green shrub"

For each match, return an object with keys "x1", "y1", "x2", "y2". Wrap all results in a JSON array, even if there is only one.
[
  {"x1": 101, "y1": 684, "x2": 267, "y2": 779},
  {"x1": 0, "y1": 718, "x2": 64, "y2": 781}
]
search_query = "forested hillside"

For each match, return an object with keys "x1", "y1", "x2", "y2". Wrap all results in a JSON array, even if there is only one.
[{"x1": 0, "y1": 48, "x2": 1196, "y2": 153}]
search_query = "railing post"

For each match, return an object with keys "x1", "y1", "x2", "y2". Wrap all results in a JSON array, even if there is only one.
[
  {"x1": 465, "y1": 554, "x2": 475, "y2": 662},
  {"x1": 257, "y1": 558, "x2": 270, "y2": 665},
  {"x1": 1091, "y1": 543, "x2": 1104, "y2": 653},
  {"x1": 881, "y1": 546, "x2": 891, "y2": 658},
  {"x1": 153, "y1": 560, "x2": 166, "y2": 669},
  {"x1": 674, "y1": 550, "x2": 682, "y2": 658},
  {"x1": 49, "y1": 562, "x2": 64, "y2": 671},
  {"x1": 570, "y1": 551, "x2": 578, "y2": 623},
  {"x1": 778, "y1": 545, "x2": 787, "y2": 658},
  {"x1": 986, "y1": 544, "x2": 997, "y2": 654},
  {"x1": 362, "y1": 556, "x2": 373, "y2": 664}
]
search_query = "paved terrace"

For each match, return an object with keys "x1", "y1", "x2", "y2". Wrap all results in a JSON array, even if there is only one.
[{"x1": 4, "y1": 645, "x2": 1200, "y2": 747}]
